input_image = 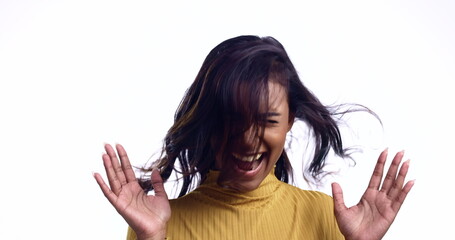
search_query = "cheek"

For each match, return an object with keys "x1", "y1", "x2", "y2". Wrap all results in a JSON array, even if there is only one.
[
  {"x1": 267, "y1": 133, "x2": 286, "y2": 165},
  {"x1": 266, "y1": 129, "x2": 288, "y2": 151}
]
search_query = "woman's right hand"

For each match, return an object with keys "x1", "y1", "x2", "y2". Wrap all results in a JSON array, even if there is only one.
[{"x1": 94, "y1": 144, "x2": 171, "y2": 240}]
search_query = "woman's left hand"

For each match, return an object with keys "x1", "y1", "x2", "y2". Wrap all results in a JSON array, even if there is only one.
[{"x1": 331, "y1": 149, "x2": 415, "y2": 240}]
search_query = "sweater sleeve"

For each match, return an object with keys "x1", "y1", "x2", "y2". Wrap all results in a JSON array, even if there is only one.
[
  {"x1": 126, "y1": 226, "x2": 137, "y2": 240},
  {"x1": 319, "y1": 193, "x2": 345, "y2": 240}
]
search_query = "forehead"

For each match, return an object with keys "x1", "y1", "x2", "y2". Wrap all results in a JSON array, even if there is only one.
[{"x1": 267, "y1": 81, "x2": 288, "y2": 112}]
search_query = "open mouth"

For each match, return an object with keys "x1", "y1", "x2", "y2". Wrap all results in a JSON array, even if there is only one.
[{"x1": 232, "y1": 153, "x2": 265, "y2": 171}]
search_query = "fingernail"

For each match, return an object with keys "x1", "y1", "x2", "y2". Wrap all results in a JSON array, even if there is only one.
[{"x1": 381, "y1": 148, "x2": 388, "y2": 155}]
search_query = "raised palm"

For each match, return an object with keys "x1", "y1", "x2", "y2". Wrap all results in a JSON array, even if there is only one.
[
  {"x1": 94, "y1": 144, "x2": 170, "y2": 240},
  {"x1": 331, "y1": 150, "x2": 414, "y2": 240}
]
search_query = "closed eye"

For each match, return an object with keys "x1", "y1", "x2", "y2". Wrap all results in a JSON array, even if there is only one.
[{"x1": 262, "y1": 112, "x2": 281, "y2": 125}]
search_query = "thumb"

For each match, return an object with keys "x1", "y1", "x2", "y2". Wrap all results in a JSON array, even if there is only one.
[
  {"x1": 331, "y1": 182, "x2": 347, "y2": 214},
  {"x1": 151, "y1": 169, "x2": 168, "y2": 199}
]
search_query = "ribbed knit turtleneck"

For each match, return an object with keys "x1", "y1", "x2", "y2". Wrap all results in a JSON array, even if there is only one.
[
  {"x1": 127, "y1": 170, "x2": 344, "y2": 240},
  {"x1": 192, "y1": 170, "x2": 280, "y2": 208}
]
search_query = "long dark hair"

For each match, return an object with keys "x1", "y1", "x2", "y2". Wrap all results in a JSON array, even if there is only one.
[{"x1": 139, "y1": 35, "x2": 375, "y2": 197}]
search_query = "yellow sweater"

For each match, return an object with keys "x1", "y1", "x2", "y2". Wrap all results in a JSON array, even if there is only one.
[{"x1": 127, "y1": 170, "x2": 344, "y2": 240}]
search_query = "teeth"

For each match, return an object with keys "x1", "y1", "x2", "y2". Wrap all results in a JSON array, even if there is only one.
[{"x1": 233, "y1": 153, "x2": 262, "y2": 162}]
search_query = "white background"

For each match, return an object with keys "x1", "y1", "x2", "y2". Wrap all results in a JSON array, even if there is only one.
[{"x1": 1, "y1": 1, "x2": 454, "y2": 239}]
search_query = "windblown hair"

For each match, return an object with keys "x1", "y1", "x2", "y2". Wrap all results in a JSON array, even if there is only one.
[{"x1": 139, "y1": 35, "x2": 373, "y2": 197}]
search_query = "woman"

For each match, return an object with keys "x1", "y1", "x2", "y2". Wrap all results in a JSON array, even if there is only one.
[{"x1": 94, "y1": 35, "x2": 414, "y2": 240}]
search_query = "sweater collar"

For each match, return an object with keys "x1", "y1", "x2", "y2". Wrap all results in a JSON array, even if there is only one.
[{"x1": 194, "y1": 169, "x2": 282, "y2": 206}]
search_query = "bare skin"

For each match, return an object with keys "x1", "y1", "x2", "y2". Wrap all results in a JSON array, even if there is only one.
[
  {"x1": 332, "y1": 149, "x2": 414, "y2": 240},
  {"x1": 93, "y1": 144, "x2": 170, "y2": 240},
  {"x1": 94, "y1": 145, "x2": 414, "y2": 240}
]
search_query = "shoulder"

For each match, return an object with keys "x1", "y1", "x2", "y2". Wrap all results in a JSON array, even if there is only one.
[
  {"x1": 279, "y1": 183, "x2": 343, "y2": 238},
  {"x1": 272, "y1": 182, "x2": 344, "y2": 239},
  {"x1": 168, "y1": 191, "x2": 203, "y2": 211},
  {"x1": 278, "y1": 181, "x2": 334, "y2": 202},
  {"x1": 275, "y1": 182, "x2": 337, "y2": 216}
]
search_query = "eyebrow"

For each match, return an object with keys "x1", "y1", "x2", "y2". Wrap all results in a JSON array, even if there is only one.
[{"x1": 262, "y1": 112, "x2": 281, "y2": 117}]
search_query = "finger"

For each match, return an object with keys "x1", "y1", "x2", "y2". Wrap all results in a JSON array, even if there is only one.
[
  {"x1": 105, "y1": 144, "x2": 127, "y2": 186},
  {"x1": 367, "y1": 149, "x2": 388, "y2": 190},
  {"x1": 102, "y1": 153, "x2": 122, "y2": 194},
  {"x1": 93, "y1": 172, "x2": 119, "y2": 206},
  {"x1": 387, "y1": 159, "x2": 410, "y2": 199},
  {"x1": 380, "y1": 151, "x2": 405, "y2": 193},
  {"x1": 392, "y1": 180, "x2": 415, "y2": 212},
  {"x1": 151, "y1": 169, "x2": 169, "y2": 200},
  {"x1": 116, "y1": 144, "x2": 137, "y2": 183},
  {"x1": 331, "y1": 182, "x2": 347, "y2": 215}
]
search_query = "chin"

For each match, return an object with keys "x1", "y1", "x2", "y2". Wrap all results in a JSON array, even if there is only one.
[{"x1": 215, "y1": 152, "x2": 277, "y2": 192}]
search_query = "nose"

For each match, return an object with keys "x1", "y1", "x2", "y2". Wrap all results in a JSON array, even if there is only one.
[{"x1": 240, "y1": 126, "x2": 262, "y2": 153}]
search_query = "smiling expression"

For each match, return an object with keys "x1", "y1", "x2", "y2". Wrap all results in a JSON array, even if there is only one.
[{"x1": 214, "y1": 81, "x2": 293, "y2": 192}]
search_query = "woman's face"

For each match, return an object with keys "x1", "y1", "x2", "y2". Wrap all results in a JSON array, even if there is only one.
[{"x1": 215, "y1": 81, "x2": 293, "y2": 192}]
